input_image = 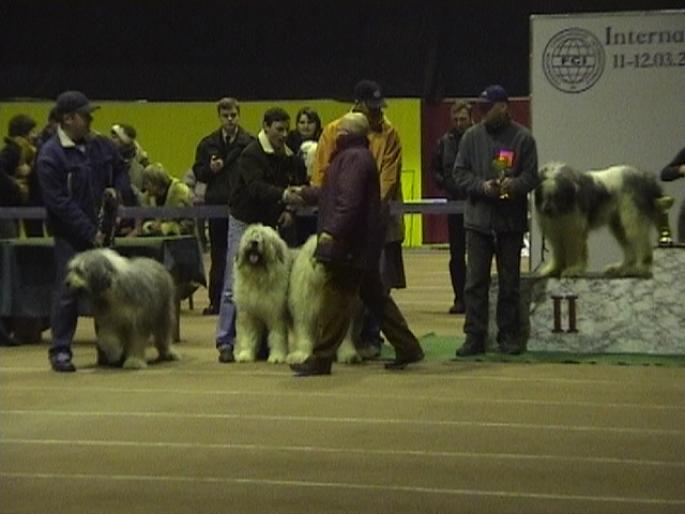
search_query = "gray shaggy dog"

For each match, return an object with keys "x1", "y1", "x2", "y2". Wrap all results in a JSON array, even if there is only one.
[
  {"x1": 535, "y1": 162, "x2": 673, "y2": 278},
  {"x1": 65, "y1": 248, "x2": 179, "y2": 369}
]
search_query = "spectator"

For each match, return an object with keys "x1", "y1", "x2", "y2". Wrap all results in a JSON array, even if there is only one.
[
  {"x1": 290, "y1": 112, "x2": 424, "y2": 376},
  {"x1": 452, "y1": 85, "x2": 539, "y2": 357},
  {"x1": 37, "y1": 90, "x2": 137, "y2": 372},
  {"x1": 660, "y1": 146, "x2": 685, "y2": 242},
  {"x1": 0, "y1": 114, "x2": 39, "y2": 237},
  {"x1": 286, "y1": 107, "x2": 323, "y2": 155},
  {"x1": 214, "y1": 107, "x2": 304, "y2": 363},
  {"x1": 313, "y1": 79, "x2": 406, "y2": 358},
  {"x1": 36, "y1": 107, "x2": 59, "y2": 149},
  {"x1": 110, "y1": 123, "x2": 149, "y2": 202},
  {"x1": 430, "y1": 100, "x2": 473, "y2": 315},
  {"x1": 139, "y1": 162, "x2": 194, "y2": 236},
  {"x1": 183, "y1": 168, "x2": 209, "y2": 251},
  {"x1": 283, "y1": 107, "x2": 322, "y2": 247},
  {"x1": 193, "y1": 98, "x2": 254, "y2": 316}
]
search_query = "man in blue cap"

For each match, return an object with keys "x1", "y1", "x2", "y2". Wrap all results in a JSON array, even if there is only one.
[
  {"x1": 452, "y1": 85, "x2": 539, "y2": 356},
  {"x1": 37, "y1": 90, "x2": 137, "y2": 372}
]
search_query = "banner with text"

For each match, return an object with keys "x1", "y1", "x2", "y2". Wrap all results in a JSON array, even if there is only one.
[{"x1": 530, "y1": 10, "x2": 685, "y2": 269}]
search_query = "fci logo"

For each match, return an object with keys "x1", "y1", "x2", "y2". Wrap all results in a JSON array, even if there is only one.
[{"x1": 543, "y1": 27, "x2": 605, "y2": 93}]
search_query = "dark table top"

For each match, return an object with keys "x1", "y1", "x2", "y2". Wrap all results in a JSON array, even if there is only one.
[{"x1": 0, "y1": 236, "x2": 206, "y2": 317}]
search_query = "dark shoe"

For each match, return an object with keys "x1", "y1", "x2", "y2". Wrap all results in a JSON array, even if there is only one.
[
  {"x1": 217, "y1": 345, "x2": 235, "y2": 363},
  {"x1": 290, "y1": 357, "x2": 332, "y2": 376},
  {"x1": 448, "y1": 302, "x2": 465, "y2": 315},
  {"x1": 202, "y1": 305, "x2": 219, "y2": 316},
  {"x1": 50, "y1": 352, "x2": 76, "y2": 373},
  {"x1": 384, "y1": 348, "x2": 425, "y2": 370},
  {"x1": 455, "y1": 338, "x2": 485, "y2": 357},
  {"x1": 499, "y1": 342, "x2": 523, "y2": 355}
]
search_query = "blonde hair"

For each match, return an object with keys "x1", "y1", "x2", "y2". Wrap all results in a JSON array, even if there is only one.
[{"x1": 142, "y1": 162, "x2": 170, "y2": 191}]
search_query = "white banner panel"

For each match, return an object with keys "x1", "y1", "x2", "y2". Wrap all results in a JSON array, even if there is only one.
[{"x1": 530, "y1": 10, "x2": 685, "y2": 270}]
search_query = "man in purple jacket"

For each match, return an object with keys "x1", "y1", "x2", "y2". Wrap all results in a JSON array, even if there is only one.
[{"x1": 290, "y1": 113, "x2": 424, "y2": 376}]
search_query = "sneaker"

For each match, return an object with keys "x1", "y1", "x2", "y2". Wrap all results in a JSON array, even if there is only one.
[
  {"x1": 217, "y1": 345, "x2": 235, "y2": 363},
  {"x1": 202, "y1": 305, "x2": 219, "y2": 316},
  {"x1": 384, "y1": 348, "x2": 425, "y2": 370},
  {"x1": 455, "y1": 338, "x2": 485, "y2": 357},
  {"x1": 50, "y1": 352, "x2": 76, "y2": 373},
  {"x1": 356, "y1": 344, "x2": 381, "y2": 360},
  {"x1": 448, "y1": 302, "x2": 465, "y2": 315}
]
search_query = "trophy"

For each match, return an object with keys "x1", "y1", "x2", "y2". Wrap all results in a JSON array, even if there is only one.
[{"x1": 492, "y1": 149, "x2": 514, "y2": 199}]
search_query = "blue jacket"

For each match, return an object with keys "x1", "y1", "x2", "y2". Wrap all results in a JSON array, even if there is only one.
[{"x1": 37, "y1": 129, "x2": 136, "y2": 250}]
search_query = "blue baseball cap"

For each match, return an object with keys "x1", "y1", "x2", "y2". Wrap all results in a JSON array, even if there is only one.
[{"x1": 478, "y1": 85, "x2": 509, "y2": 103}]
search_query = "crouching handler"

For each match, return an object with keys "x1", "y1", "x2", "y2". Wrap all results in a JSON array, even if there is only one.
[{"x1": 289, "y1": 112, "x2": 424, "y2": 376}]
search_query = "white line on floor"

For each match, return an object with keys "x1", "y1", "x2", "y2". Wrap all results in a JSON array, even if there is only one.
[
  {"x1": 1, "y1": 471, "x2": 683, "y2": 506},
  {"x1": 2, "y1": 437, "x2": 683, "y2": 468},
  {"x1": 1, "y1": 409, "x2": 682, "y2": 435},
  {"x1": 3, "y1": 366, "x2": 681, "y2": 388},
  {"x1": 4, "y1": 385, "x2": 683, "y2": 411}
]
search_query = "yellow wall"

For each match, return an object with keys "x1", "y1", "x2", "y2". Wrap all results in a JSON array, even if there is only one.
[{"x1": 0, "y1": 99, "x2": 423, "y2": 245}]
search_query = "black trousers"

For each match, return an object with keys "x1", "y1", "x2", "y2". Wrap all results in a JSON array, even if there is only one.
[
  {"x1": 463, "y1": 229, "x2": 523, "y2": 345},
  {"x1": 447, "y1": 213, "x2": 467, "y2": 305},
  {"x1": 207, "y1": 216, "x2": 228, "y2": 308}
]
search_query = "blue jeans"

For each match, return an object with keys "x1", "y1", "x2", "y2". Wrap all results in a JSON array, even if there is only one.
[
  {"x1": 49, "y1": 238, "x2": 79, "y2": 357},
  {"x1": 215, "y1": 215, "x2": 249, "y2": 349}
]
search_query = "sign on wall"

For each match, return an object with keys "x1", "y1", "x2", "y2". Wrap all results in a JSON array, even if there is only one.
[{"x1": 530, "y1": 10, "x2": 685, "y2": 270}]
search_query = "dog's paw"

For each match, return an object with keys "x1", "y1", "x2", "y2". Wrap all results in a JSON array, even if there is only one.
[
  {"x1": 560, "y1": 267, "x2": 585, "y2": 278},
  {"x1": 537, "y1": 262, "x2": 560, "y2": 278},
  {"x1": 337, "y1": 345, "x2": 362, "y2": 365},
  {"x1": 235, "y1": 350, "x2": 256, "y2": 363},
  {"x1": 122, "y1": 357, "x2": 148, "y2": 370},
  {"x1": 286, "y1": 350, "x2": 309, "y2": 364},
  {"x1": 267, "y1": 352, "x2": 287, "y2": 364}
]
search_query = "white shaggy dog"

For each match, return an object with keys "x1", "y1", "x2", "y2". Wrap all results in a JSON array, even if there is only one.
[
  {"x1": 65, "y1": 248, "x2": 179, "y2": 369},
  {"x1": 233, "y1": 224, "x2": 291, "y2": 363},
  {"x1": 535, "y1": 162, "x2": 673, "y2": 278},
  {"x1": 287, "y1": 235, "x2": 360, "y2": 365}
]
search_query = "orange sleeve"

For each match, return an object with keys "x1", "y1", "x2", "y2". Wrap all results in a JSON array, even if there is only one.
[
  {"x1": 377, "y1": 127, "x2": 402, "y2": 203},
  {"x1": 311, "y1": 119, "x2": 340, "y2": 187}
]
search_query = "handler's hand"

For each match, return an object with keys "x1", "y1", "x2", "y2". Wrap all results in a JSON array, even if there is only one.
[
  {"x1": 483, "y1": 179, "x2": 501, "y2": 198},
  {"x1": 209, "y1": 155, "x2": 224, "y2": 173},
  {"x1": 278, "y1": 211, "x2": 294, "y2": 228}
]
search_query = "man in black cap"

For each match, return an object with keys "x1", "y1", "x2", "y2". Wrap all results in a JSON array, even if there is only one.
[
  {"x1": 452, "y1": 85, "x2": 539, "y2": 357},
  {"x1": 37, "y1": 90, "x2": 137, "y2": 372}
]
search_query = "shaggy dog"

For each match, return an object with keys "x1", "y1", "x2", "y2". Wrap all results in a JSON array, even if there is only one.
[
  {"x1": 535, "y1": 162, "x2": 673, "y2": 278},
  {"x1": 287, "y1": 235, "x2": 360, "y2": 365},
  {"x1": 233, "y1": 224, "x2": 291, "y2": 363},
  {"x1": 65, "y1": 248, "x2": 179, "y2": 369}
]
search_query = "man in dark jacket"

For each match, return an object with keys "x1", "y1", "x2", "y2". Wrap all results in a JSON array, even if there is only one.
[
  {"x1": 452, "y1": 85, "x2": 539, "y2": 357},
  {"x1": 192, "y1": 98, "x2": 254, "y2": 315},
  {"x1": 214, "y1": 107, "x2": 304, "y2": 363},
  {"x1": 290, "y1": 113, "x2": 424, "y2": 376},
  {"x1": 37, "y1": 91, "x2": 137, "y2": 372},
  {"x1": 430, "y1": 100, "x2": 472, "y2": 315},
  {"x1": 660, "y1": 146, "x2": 685, "y2": 242}
]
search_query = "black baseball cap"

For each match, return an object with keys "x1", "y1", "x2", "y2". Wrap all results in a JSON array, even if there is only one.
[
  {"x1": 54, "y1": 90, "x2": 100, "y2": 117},
  {"x1": 353, "y1": 80, "x2": 387, "y2": 109}
]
